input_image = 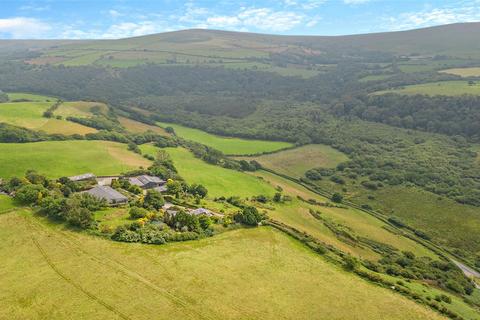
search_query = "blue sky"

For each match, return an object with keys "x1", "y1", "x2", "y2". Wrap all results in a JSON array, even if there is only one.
[{"x1": 0, "y1": 0, "x2": 479, "y2": 39}]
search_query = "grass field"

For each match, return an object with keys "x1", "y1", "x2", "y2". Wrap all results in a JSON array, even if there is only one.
[
  {"x1": 349, "y1": 185, "x2": 480, "y2": 255},
  {"x1": 376, "y1": 80, "x2": 480, "y2": 96},
  {"x1": 254, "y1": 170, "x2": 438, "y2": 260},
  {"x1": 119, "y1": 117, "x2": 168, "y2": 135},
  {"x1": 55, "y1": 101, "x2": 108, "y2": 118},
  {"x1": 140, "y1": 145, "x2": 276, "y2": 198},
  {"x1": 7, "y1": 92, "x2": 57, "y2": 102},
  {"x1": 359, "y1": 74, "x2": 392, "y2": 82},
  {"x1": 0, "y1": 140, "x2": 151, "y2": 178},
  {"x1": 0, "y1": 195, "x2": 15, "y2": 213},
  {"x1": 0, "y1": 210, "x2": 447, "y2": 320},
  {"x1": 0, "y1": 100, "x2": 97, "y2": 135},
  {"x1": 235, "y1": 144, "x2": 348, "y2": 178},
  {"x1": 157, "y1": 121, "x2": 293, "y2": 155},
  {"x1": 440, "y1": 67, "x2": 480, "y2": 77}
]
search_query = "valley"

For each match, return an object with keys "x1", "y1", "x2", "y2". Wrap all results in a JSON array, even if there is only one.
[{"x1": 2, "y1": 22, "x2": 480, "y2": 320}]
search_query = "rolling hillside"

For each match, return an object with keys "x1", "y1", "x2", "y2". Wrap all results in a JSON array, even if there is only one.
[{"x1": 18, "y1": 22, "x2": 480, "y2": 68}]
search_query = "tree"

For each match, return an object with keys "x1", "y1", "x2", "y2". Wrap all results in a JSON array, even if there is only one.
[
  {"x1": 189, "y1": 184, "x2": 208, "y2": 198},
  {"x1": 66, "y1": 206, "x2": 94, "y2": 229},
  {"x1": 144, "y1": 189, "x2": 164, "y2": 210},
  {"x1": 198, "y1": 215, "x2": 212, "y2": 230},
  {"x1": 273, "y1": 192, "x2": 282, "y2": 202},
  {"x1": 166, "y1": 180, "x2": 182, "y2": 197},
  {"x1": 331, "y1": 193, "x2": 343, "y2": 203},
  {"x1": 234, "y1": 206, "x2": 264, "y2": 226},
  {"x1": 15, "y1": 184, "x2": 47, "y2": 205}
]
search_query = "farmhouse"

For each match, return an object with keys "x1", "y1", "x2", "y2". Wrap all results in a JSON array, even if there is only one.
[
  {"x1": 87, "y1": 185, "x2": 128, "y2": 205},
  {"x1": 129, "y1": 175, "x2": 166, "y2": 189},
  {"x1": 69, "y1": 173, "x2": 96, "y2": 182}
]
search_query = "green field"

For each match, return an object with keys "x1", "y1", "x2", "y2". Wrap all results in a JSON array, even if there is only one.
[
  {"x1": 376, "y1": 80, "x2": 480, "y2": 96},
  {"x1": 0, "y1": 210, "x2": 447, "y2": 320},
  {"x1": 235, "y1": 144, "x2": 348, "y2": 178},
  {"x1": 55, "y1": 101, "x2": 108, "y2": 118},
  {"x1": 440, "y1": 67, "x2": 480, "y2": 77},
  {"x1": 0, "y1": 140, "x2": 151, "y2": 178},
  {"x1": 349, "y1": 185, "x2": 480, "y2": 255},
  {"x1": 7, "y1": 92, "x2": 57, "y2": 102},
  {"x1": 359, "y1": 74, "x2": 392, "y2": 82},
  {"x1": 140, "y1": 145, "x2": 276, "y2": 198},
  {"x1": 254, "y1": 170, "x2": 438, "y2": 260},
  {"x1": 0, "y1": 100, "x2": 97, "y2": 135},
  {"x1": 119, "y1": 117, "x2": 168, "y2": 135},
  {"x1": 0, "y1": 195, "x2": 15, "y2": 213},
  {"x1": 157, "y1": 121, "x2": 293, "y2": 155}
]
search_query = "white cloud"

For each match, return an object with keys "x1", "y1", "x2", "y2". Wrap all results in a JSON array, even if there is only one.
[
  {"x1": 109, "y1": 10, "x2": 123, "y2": 18},
  {"x1": 385, "y1": 5, "x2": 480, "y2": 31},
  {"x1": 203, "y1": 8, "x2": 305, "y2": 32},
  {"x1": 206, "y1": 16, "x2": 241, "y2": 28},
  {"x1": 0, "y1": 17, "x2": 51, "y2": 38},
  {"x1": 284, "y1": 0, "x2": 326, "y2": 10},
  {"x1": 101, "y1": 21, "x2": 160, "y2": 38},
  {"x1": 19, "y1": 4, "x2": 50, "y2": 11},
  {"x1": 343, "y1": 0, "x2": 370, "y2": 4}
]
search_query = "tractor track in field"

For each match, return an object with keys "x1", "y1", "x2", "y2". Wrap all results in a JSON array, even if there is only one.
[
  {"x1": 26, "y1": 216, "x2": 217, "y2": 320},
  {"x1": 31, "y1": 235, "x2": 132, "y2": 320}
]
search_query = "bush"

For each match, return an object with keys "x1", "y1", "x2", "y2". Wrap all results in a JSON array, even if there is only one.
[
  {"x1": 144, "y1": 189, "x2": 164, "y2": 210},
  {"x1": 331, "y1": 193, "x2": 343, "y2": 203},
  {"x1": 234, "y1": 206, "x2": 264, "y2": 226},
  {"x1": 129, "y1": 206, "x2": 149, "y2": 219},
  {"x1": 15, "y1": 184, "x2": 48, "y2": 205}
]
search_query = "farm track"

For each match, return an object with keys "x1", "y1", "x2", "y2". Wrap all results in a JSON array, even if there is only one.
[{"x1": 24, "y1": 214, "x2": 245, "y2": 320}]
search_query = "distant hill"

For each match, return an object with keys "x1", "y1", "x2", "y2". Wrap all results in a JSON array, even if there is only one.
[{"x1": 2, "y1": 22, "x2": 480, "y2": 67}]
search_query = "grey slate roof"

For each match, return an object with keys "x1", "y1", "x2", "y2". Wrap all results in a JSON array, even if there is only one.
[
  {"x1": 87, "y1": 185, "x2": 128, "y2": 203},
  {"x1": 69, "y1": 173, "x2": 96, "y2": 182},
  {"x1": 189, "y1": 208, "x2": 213, "y2": 216},
  {"x1": 129, "y1": 175, "x2": 165, "y2": 188}
]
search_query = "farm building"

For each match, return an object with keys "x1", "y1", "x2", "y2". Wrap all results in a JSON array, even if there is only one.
[
  {"x1": 69, "y1": 173, "x2": 96, "y2": 182},
  {"x1": 87, "y1": 185, "x2": 128, "y2": 205},
  {"x1": 189, "y1": 208, "x2": 214, "y2": 216},
  {"x1": 129, "y1": 175, "x2": 165, "y2": 189}
]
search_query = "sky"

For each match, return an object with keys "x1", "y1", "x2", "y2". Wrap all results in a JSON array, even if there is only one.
[{"x1": 0, "y1": 0, "x2": 479, "y2": 39}]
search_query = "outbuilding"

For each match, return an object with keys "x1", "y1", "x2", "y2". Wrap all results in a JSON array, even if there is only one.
[
  {"x1": 69, "y1": 173, "x2": 96, "y2": 182},
  {"x1": 129, "y1": 175, "x2": 166, "y2": 189},
  {"x1": 87, "y1": 185, "x2": 128, "y2": 205}
]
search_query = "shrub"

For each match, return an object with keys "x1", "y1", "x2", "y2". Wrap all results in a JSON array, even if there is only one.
[
  {"x1": 331, "y1": 193, "x2": 343, "y2": 203},
  {"x1": 129, "y1": 206, "x2": 149, "y2": 219},
  {"x1": 15, "y1": 184, "x2": 48, "y2": 205},
  {"x1": 234, "y1": 206, "x2": 264, "y2": 226}
]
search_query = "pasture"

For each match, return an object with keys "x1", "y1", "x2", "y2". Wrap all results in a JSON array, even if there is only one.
[
  {"x1": 254, "y1": 170, "x2": 438, "y2": 260},
  {"x1": 140, "y1": 145, "x2": 276, "y2": 198},
  {"x1": 7, "y1": 92, "x2": 56, "y2": 102},
  {"x1": 349, "y1": 185, "x2": 480, "y2": 255},
  {"x1": 0, "y1": 100, "x2": 97, "y2": 135},
  {"x1": 0, "y1": 140, "x2": 151, "y2": 178},
  {"x1": 376, "y1": 81, "x2": 480, "y2": 96},
  {"x1": 157, "y1": 121, "x2": 293, "y2": 155},
  {"x1": 0, "y1": 210, "x2": 447, "y2": 320},
  {"x1": 440, "y1": 67, "x2": 480, "y2": 77},
  {"x1": 359, "y1": 74, "x2": 392, "y2": 82},
  {"x1": 119, "y1": 117, "x2": 168, "y2": 135},
  {"x1": 55, "y1": 101, "x2": 108, "y2": 118},
  {"x1": 0, "y1": 195, "x2": 15, "y2": 213},
  {"x1": 236, "y1": 144, "x2": 348, "y2": 178}
]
